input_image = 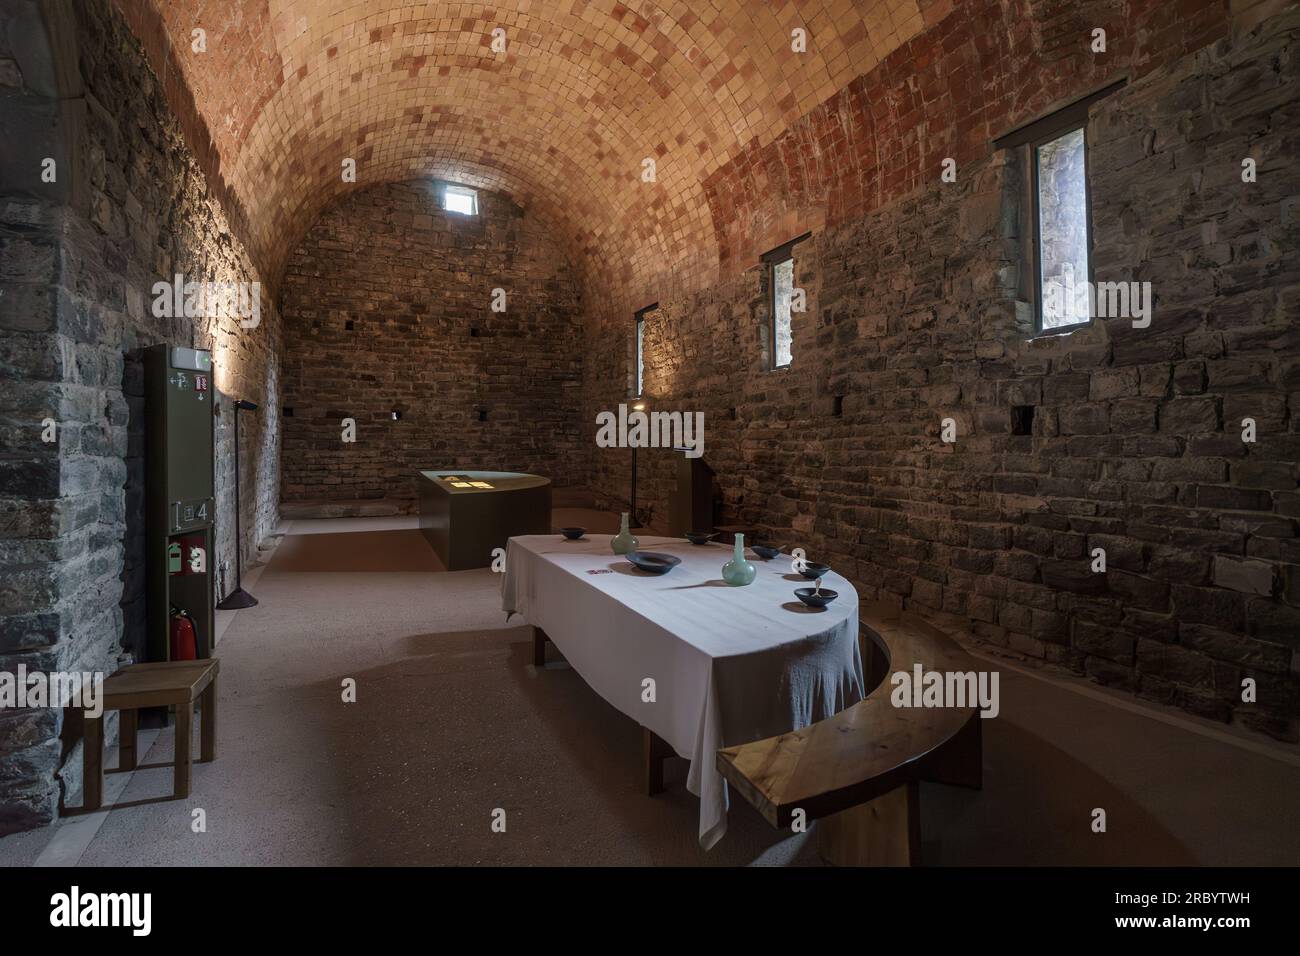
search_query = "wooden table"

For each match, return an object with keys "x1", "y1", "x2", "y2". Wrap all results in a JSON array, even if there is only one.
[
  {"x1": 503, "y1": 534, "x2": 863, "y2": 848},
  {"x1": 82, "y1": 659, "x2": 219, "y2": 811}
]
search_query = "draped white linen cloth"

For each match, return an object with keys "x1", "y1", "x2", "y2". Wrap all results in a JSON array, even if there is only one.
[{"x1": 501, "y1": 534, "x2": 864, "y2": 848}]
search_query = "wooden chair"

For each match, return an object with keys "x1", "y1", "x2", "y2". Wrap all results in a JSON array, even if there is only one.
[
  {"x1": 717, "y1": 603, "x2": 983, "y2": 865},
  {"x1": 81, "y1": 659, "x2": 220, "y2": 811}
]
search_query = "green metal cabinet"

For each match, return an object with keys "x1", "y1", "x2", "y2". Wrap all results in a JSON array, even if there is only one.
[{"x1": 144, "y1": 344, "x2": 216, "y2": 663}]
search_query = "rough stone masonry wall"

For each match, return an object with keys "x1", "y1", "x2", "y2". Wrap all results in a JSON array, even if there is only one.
[
  {"x1": 0, "y1": 0, "x2": 280, "y2": 834},
  {"x1": 588, "y1": 11, "x2": 1300, "y2": 740},
  {"x1": 280, "y1": 182, "x2": 584, "y2": 509}
]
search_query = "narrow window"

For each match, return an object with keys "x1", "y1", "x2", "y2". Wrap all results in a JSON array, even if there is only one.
[
  {"x1": 772, "y1": 257, "x2": 794, "y2": 367},
  {"x1": 633, "y1": 303, "x2": 655, "y2": 397},
  {"x1": 442, "y1": 184, "x2": 478, "y2": 216},
  {"x1": 994, "y1": 80, "x2": 1125, "y2": 334},
  {"x1": 762, "y1": 234, "x2": 809, "y2": 369},
  {"x1": 1035, "y1": 127, "x2": 1090, "y2": 331}
]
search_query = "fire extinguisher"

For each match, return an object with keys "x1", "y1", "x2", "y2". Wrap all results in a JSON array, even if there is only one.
[{"x1": 169, "y1": 607, "x2": 198, "y2": 661}]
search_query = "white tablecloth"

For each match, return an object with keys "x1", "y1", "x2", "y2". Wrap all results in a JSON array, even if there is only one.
[{"x1": 500, "y1": 534, "x2": 864, "y2": 848}]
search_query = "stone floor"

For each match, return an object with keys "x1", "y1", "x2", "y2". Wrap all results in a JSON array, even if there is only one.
[{"x1": 2, "y1": 513, "x2": 1298, "y2": 867}]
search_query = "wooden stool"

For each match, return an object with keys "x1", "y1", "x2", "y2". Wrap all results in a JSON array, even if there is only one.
[{"x1": 82, "y1": 659, "x2": 220, "y2": 811}]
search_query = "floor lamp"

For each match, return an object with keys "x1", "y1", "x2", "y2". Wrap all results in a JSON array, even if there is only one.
[
  {"x1": 217, "y1": 398, "x2": 259, "y2": 610},
  {"x1": 630, "y1": 397, "x2": 647, "y2": 528}
]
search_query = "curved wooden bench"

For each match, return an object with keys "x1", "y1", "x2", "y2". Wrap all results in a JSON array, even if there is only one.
[{"x1": 717, "y1": 602, "x2": 983, "y2": 865}]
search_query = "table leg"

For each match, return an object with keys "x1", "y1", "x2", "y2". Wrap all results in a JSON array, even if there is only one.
[
  {"x1": 643, "y1": 727, "x2": 671, "y2": 796},
  {"x1": 83, "y1": 713, "x2": 104, "y2": 811},
  {"x1": 118, "y1": 709, "x2": 138, "y2": 771},
  {"x1": 533, "y1": 627, "x2": 549, "y2": 667},
  {"x1": 174, "y1": 703, "x2": 192, "y2": 800},
  {"x1": 200, "y1": 676, "x2": 217, "y2": 763}
]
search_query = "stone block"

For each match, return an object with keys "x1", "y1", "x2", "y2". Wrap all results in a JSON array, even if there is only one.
[
  {"x1": 1075, "y1": 621, "x2": 1136, "y2": 664},
  {"x1": 1171, "y1": 584, "x2": 1246, "y2": 629},
  {"x1": 1106, "y1": 570, "x2": 1171, "y2": 612},
  {"x1": 1109, "y1": 399, "x2": 1158, "y2": 433},
  {"x1": 1159, "y1": 396, "x2": 1219, "y2": 433},
  {"x1": 1041, "y1": 559, "x2": 1109, "y2": 595},
  {"x1": 1058, "y1": 403, "x2": 1108, "y2": 435},
  {"x1": 1195, "y1": 485, "x2": 1273, "y2": 511},
  {"x1": 1137, "y1": 638, "x2": 1215, "y2": 687},
  {"x1": 1212, "y1": 555, "x2": 1276, "y2": 595}
]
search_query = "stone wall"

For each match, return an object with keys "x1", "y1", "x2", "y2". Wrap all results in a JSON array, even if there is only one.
[
  {"x1": 587, "y1": 11, "x2": 1300, "y2": 739},
  {"x1": 0, "y1": 0, "x2": 280, "y2": 833},
  {"x1": 280, "y1": 182, "x2": 584, "y2": 509}
]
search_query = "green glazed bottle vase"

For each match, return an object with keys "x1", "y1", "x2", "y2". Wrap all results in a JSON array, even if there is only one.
[
  {"x1": 722, "y1": 533, "x2": 756, "y2": 586},
  {"x1": 611, "y1": 512, "x2": 639, "y2": 555}
]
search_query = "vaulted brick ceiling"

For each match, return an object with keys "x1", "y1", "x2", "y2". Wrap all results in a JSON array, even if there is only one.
[{"x1": 121, "y1": 0, "x2": 939, "y2": 290}]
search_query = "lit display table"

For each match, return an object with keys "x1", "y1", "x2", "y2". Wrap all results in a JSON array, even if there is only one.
[{"x1": 417, "y1": 471, "x2": 551, "y2": 570}]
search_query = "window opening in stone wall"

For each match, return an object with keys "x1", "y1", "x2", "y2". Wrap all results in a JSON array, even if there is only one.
[
  {"x1": 634, "y1": 303, "x2": 656, "y2": 397},
  {"x1": 1011, "y1": 404, "x2": 1035, "y2": 436},
  {"x1": 772, "y1": 257, "x2": 794, "y2": 367},
  {"x1": 761, "y1": 233, "x2": 809, "y2": 369},
  {"x1": 993, "y1": 80, "x2": 1128, "y2": 338},
  {"x1": 442, "y1": 183, "x2": 478, "y2": 216},
  {"x1": 994, "y1": 80, "x2": 1125, "y2": 335},
  {"x1": 1035, "y1": 127, "x2": 1090, "y2": 332}
]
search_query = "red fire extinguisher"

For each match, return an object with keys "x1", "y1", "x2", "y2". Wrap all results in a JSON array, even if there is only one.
[{"x1": 169, "y1": 607, "x2": 198, "y2": 661}]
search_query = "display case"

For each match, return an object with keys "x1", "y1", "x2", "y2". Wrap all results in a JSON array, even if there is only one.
[{"x1": 418, "y1": 470, "x2": 551, "y2": 570}]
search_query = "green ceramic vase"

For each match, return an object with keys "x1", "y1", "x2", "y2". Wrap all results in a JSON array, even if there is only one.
[
  {"x1": 721, "y1": 533, "x2": 756, "y2": 586},
  {"x1": 611, "y1": 512, "x2": 639, "y2": 555}
]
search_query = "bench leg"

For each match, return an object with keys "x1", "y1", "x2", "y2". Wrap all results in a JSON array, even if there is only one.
[
  {"x1": 83, "y1": 713, "x2": 104, "y2": 812},
  {"x1": 200, "y1": 676, "x2": 217, "y2": 763},
  {"x1": 533, "y1": 627, "x2": 549, "y2": 667},
  {"x1": 118, "y1": 709, "x2": 138, "y2": 772},
  {"x1": 922, "y1": 715, "x2": 982, "y2": 790},
  {"x1": 817, "y1": 781, "x2": 921, "y2": 866},
  {"x1": 174, "y1": 703, "x2": 192, "y2": 800},
  {"x1": 643, "y1": 727, "x2": 671, "y2": 796}
]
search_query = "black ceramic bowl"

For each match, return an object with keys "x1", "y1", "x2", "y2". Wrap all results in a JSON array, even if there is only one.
[
  {"x1": 751, "y1": 544, "x2": 781, "y2": 560},
  {"x1": 794, "y1": 586, "x2": 839, "y2": 608},
  {"x1": 560, "y1": 527, "x2": 586, "y2": 540},
  {"x1": 798, "y1": 561, "x2": 832, "y2": 580},
  {"x1": 626, "y1": 551, "x2": 682, "y2": 574},
  {"x1": 685, "y1": 531, "x2": 714, "y2": 545}
]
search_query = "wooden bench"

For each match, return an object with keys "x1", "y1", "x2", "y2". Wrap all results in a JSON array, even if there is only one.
[
  {"x1": 716, "y1": 602, "x2": 983, "y2": 865},
  {"x1": 82, "y1": 659, "x2": 219, "y2": 811}
]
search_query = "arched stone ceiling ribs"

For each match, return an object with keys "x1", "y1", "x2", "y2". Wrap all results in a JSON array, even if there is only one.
[{"x1": 124, "y1": 0, "x2": 934, "y2": 295}]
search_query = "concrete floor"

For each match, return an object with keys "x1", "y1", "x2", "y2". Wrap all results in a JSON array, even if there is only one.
[{"x1": 3, "y1": 512, "x2": 1298, "y2": 867}]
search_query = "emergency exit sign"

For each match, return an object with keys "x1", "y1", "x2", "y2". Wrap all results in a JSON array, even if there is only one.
[{"x1": 170, "y1": 346, "x2": 212, "y2": 371}]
